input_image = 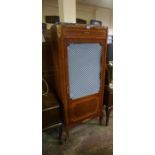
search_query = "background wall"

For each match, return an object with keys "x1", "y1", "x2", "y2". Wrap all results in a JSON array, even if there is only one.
[{"x1": 42, "y1": 0, "x2": 113, "y2": 33}]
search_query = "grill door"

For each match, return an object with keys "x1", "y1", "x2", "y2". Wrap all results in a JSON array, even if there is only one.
[{"x1": 67, "y1": 43, "x2": 103, "y2": 100}]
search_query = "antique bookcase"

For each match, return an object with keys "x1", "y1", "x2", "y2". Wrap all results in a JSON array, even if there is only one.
[{"x1": 50, "y1": 23, "x2": 108, "y2": 135}]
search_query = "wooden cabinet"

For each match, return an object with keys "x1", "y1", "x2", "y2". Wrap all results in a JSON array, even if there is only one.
[
  {"x1": 50, "y1": 23, "x2": 108, "y2": 135},
  {"x1": 42, "y1": 92, "x2": 63, "y2": 142}
]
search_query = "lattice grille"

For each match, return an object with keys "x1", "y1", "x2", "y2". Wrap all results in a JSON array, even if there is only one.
[{"x1": 68, "y1": 43, "x2": 102, "y2": 99}]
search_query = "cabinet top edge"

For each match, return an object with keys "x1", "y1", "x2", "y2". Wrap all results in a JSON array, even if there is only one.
[{"x1": 51, "y1": 23, "x2": 108, "y2": 31}]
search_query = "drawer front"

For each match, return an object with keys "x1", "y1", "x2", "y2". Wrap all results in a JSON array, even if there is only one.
[
  {"x1": 62, "y1": 27, "x2": 107, "y2": 39},
  {"x1": 42, "y1": 108, "x2": 60, "y2": 129},
  {"x1": 68, "y1": 95, "x2": 100, "y2": 123}
]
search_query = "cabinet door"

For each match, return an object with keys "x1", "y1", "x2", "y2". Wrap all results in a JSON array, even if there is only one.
[{"x1": 67, "y1": 43, "x2": 103, "y2": 100}]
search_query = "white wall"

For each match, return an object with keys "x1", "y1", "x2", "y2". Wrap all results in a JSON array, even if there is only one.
[
  {"x1": 95, "y1": 7, "x2": 113, "y2": 34},
  {"x1": 58, "y1": 0, "x2": 76, "y2": 23},
  {"x1": 76, "y1": 4, "x2": 96, "y2": 22},
  {"x1": 42, "y1": 0, "x2": 113, "y2": 32}
]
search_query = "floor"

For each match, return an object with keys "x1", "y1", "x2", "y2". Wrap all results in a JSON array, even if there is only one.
[{"x1": 42, "y1": 111, "x2": 113, "y2": 155}]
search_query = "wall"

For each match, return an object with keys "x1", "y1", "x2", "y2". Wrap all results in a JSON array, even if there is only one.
[
  {"x1": 58, "y1": 0, "x2": 76, "y2": 23},
  {"x1": 42, "y1": 0, "x2": 59, "y2": 21},
  {"x1": 95, "y1": 8, "x2": 113, "y2": 34},
  {"x1": 42, "y1": 0, "x2": 113, "y2": 33},
  {"x1": 76, "y1": 4, "x2": 96, "y2": 23},
  {"x1": 42, "y1": 0, "x2": 59, "y2": 29}
]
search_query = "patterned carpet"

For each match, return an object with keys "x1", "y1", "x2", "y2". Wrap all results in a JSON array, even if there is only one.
[{"x1": 43, "y1": 112, "x2": 113, "y2": 155}]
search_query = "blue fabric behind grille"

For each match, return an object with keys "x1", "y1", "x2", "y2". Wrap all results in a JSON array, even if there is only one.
[{"x1": 68, "y1": 43, "x2": 102, "y2": 99}]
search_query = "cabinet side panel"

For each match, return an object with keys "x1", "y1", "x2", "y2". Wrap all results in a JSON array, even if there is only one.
[{"x1": 51, "y1": 25, "x2": 69, "y2": 125}]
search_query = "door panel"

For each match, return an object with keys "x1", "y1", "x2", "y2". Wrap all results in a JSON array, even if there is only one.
[{"x1": 68, "y1": 95, "x2": 100, "y2": 123}]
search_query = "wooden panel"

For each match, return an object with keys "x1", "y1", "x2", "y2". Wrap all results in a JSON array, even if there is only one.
[
  {"x1": 42, "y1": 108, "x2": 60, "y2": 128},
  {"x1": 62, "y1": 25, "x2": 107, "y2": 39},
  {"x1": 42, "y1": 93, "x2": 60, "y2": 109},
  {"x1": 69, "y1": 95, "x2": 100, "y2": 123},
  {"x1": 42, "y1": 30, "x2": 55, "y2": 90},
  {"x1": 42, "y1": 92, "x2": 62, "y2": 130},
  {"x1": 51, "y1": 25, "x2": 70, "y2": 126}
]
